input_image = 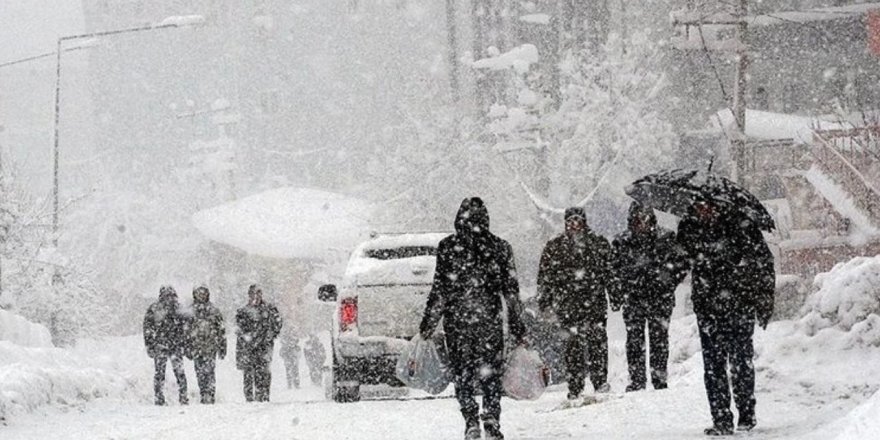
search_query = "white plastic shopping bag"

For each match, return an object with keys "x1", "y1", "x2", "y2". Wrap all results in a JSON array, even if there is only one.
[
  {"x1": 395, "y1": 334, "x2": 452, "y2": 394},
  {"x1": 502, "y1": 346, "x2": 550, "y2": 400}
]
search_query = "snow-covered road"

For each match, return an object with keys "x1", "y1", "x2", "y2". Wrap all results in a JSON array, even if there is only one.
[{"x1": 1, "y1": 374, "x2": 865, "y2": 440}]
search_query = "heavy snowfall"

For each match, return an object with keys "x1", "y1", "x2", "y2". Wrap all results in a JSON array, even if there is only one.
[{"x1": 2, "y1": 1, "x2": 880, "y2": 439}]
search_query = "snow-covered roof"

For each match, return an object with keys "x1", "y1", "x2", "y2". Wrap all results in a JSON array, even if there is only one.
[
  {"x1": 711, "y1": 109, "x2": 847, "y2": 143},
  {"x1": 748, "y1": 2, "x2": 880, "y2": 27},
  {"x1": 192, "y1": 187, "x2": 373, "y2": 260}
]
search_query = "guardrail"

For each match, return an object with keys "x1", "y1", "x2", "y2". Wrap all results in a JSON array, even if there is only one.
[{"x1": 812, "y1": 128, "x2": 880, "y2": 224}]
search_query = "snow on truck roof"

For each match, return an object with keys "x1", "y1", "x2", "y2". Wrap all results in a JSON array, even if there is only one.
[
  {"x1": 192, "y1": 187, "x2": 373, "y2": 260},
  {"x1": 343, "y1": 232, "x2": 448, "y2": 286}
]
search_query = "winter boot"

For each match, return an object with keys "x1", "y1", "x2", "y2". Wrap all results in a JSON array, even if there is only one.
[
  {"x1": 704, "y1": 425, "x2": 734, "y2": 436},
  {"x1": 737, "y1": 417, "x2": 757, "y2": 432},
  {"x1": 595, "y1": 383, "x2": 611, "y2": 393},
  {"x1": 483, "y1": 417, "x2": 504, "y2": 440},
  {"x1": 464, "y1": 419, "x2": 481, "y2": 440},
  {"x1": 625, "y1": 383, "x2": 645, "y2": 392}
]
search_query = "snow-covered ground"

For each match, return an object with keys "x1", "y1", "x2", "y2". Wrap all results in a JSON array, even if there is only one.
[{"x1": 3, "y1": 256, "x2": 880, "y2": 439}]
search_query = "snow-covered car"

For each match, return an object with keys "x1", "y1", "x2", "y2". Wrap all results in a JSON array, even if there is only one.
[{"x1": 318, "y1": 232, "x2": 448, "y2": 402}]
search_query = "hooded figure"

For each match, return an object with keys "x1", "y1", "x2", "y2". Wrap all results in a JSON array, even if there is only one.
[
  {"x1": 677, "y1": 200, "x2": 775, "y2": 435},
  {"x1": 420, "y1": 197, "x2": 528, "y2": 440},
  {"x1": 611, "y1": 202, "x2": 687, "y2": 392},
  {"x1": 189, "y1": 285, "x2": 226, "y2": 404},
  {"x1": 235, "y1": 284, "x2": 283, "y2": 402},
  {"x1": 143, "y1": 285, "x2": 189, "y2": 405},
  {"x1": 537, "y1": 207, "x2": 614, "y2": 399}
]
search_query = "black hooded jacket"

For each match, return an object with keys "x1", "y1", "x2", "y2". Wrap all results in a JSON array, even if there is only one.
[
  {"x1": 611, "y1": 203, "x2": 687, "y2": 316},
  {"x1": 676, "y1": 205, "x2": 775, "y2": 323},
  {"x1": 419, "y1": 198, "x2": 527, "y2": 369},
  {"x1": 143, "y1": 291, "x2": 189, "y2": 358},
  {"x1": 536, "y1": 219, "x2": 614, "y2": 327}
]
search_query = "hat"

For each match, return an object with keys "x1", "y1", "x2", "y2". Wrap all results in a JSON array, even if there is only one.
[
  {"x1": 564, "y1": 207, "x2": 586, "y2": 221},
  {"x1": 159, "y1": 285, "x2": 177, "y2": 299}
]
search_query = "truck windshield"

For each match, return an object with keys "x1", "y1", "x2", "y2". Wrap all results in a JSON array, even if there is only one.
[{"x1": 363, "y1": 246, "x2": 436, "y2": 260}]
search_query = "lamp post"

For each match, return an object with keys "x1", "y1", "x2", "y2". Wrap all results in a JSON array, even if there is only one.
[{"x1": 51, "y1": 15, "x2": 205, "y2": 246}]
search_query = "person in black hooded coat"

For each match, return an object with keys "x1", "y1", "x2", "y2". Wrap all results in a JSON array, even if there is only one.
[
  {"x1": 677, "y1": 200, "x2": 775, "y2": 436},
  {"x1": 611, "y1": 202, "x2": 687, "y2": 392},
  {"x1": 420, "y1": 197, "x2": 528, "y2": 440},
  {"x1": 143, "y1": 285, "x2": 189, "y2": 405},
  {"x1": 236, "y1": 284, "x2": 283, "y2": 402},
  {"x1": 536, "y1": 207, "x2": 614, "y2": 399}
]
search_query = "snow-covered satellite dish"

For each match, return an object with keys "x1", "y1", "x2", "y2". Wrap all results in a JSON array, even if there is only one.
[{"x1": 192, "y1": 187, "x2": 373, "y2": 260}]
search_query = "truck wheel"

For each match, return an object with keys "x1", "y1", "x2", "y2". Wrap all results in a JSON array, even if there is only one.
[{"x1": 331, "y1": 356, "x2": 361, "y2": 403}]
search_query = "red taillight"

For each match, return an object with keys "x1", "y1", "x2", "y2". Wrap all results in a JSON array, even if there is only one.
[{"x1": 340, "y1": 297, "x2": 358, "y2": 332}]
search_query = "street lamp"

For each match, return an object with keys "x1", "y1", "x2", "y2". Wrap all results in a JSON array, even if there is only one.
[{"x1": 51, "y1": 15, "x2": 205, "y2": 246}]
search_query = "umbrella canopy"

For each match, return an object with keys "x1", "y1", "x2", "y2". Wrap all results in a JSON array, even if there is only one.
[
  {"x1": 625, "y1": 169, "x2": 775, "y2": 231},
  {"x1": 192, "y1": 187, "x2": 373, "y2": 260}
]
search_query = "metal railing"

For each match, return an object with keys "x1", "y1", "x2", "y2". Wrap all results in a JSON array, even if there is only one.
[{"x1": 812, "y1": 128, "x2": 880, "y2": 224}]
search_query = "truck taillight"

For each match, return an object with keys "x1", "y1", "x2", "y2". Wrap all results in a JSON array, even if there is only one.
[{"x1": 340, "y1": 297, "x2": 358, "y2": 332}]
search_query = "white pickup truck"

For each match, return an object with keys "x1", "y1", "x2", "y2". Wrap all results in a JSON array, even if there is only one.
[{"x1": 318, "y1": 232, "x2": 448, "y2": 402}]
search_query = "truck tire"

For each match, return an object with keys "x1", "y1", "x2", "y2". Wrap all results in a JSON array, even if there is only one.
[{"x1": 331, "y1": 354, "x2": 361, "y2": 403}]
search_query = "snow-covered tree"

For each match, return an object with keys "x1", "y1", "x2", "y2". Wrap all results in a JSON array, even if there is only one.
[{"x1": 487, "y1": 32, "x2": 678, "y2": 229}]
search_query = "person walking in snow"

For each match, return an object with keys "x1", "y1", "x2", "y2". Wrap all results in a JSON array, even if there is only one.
[
  {"x1": 537, "y1": 207, "x2": 614, "y2": 399},
  {"x1": 189, "y1": 285, "x2": 226, "y2": 404},
  {"x1": 143, "y1": 285, "x2": 189, "y2": 405},
  {"x1": 235, "y1": 284, "x2": 283, "y2": 402},
  {"x1": 303, "y1": 334, "x2": 326, "y2": 386},
  {"x1": 420, "y1": 197, "x2": 529, "y2": 440},
  {"x1": 677, "y1": 200, "x2": 775, "y2": 436},
  {"x1": 611, "y1": 202, "x2": 687, "y2": 392},
  {"x1": 279, "y1": 329, "x2": 301, "y2": 389}
]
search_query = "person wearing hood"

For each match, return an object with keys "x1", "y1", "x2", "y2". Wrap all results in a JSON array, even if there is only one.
[
  {"x1": 143, "y1": 285, "x2": 189, "y2": 405},
  {"x1": 537, "y1": 207, "x2": 614, "y2": 399},
  {"x1": 420, "y1": 197, "x2": 528, "y2": 440},
  {"x1": 677, "y1": 200, "x2": 775, "y2": 436},
  {"x1": 189, "y1": 285, "x2": 226, "y2": 404},
  {"x1": 611, "y1": 202, "x2": 687, "y2": 392},
  {"x1": 236, "y1": 284, "x2": 283, "y2": 402}
]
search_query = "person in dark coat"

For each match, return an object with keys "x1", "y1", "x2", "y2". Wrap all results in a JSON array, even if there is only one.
[
  {"x1": 420, "y1": 197, "x2": 528, "y2": 440},
  {"x1": 611, "y1": 202, "x2": 687, "y2": 392},
  {"x1": 143, "y1": 285, "x2": 189, "y2": 405},
  {"x1": 303, "y1": 334, "x2": 326, "y2": 386},
  {"x1": 189, "y1": 285, "x2": 226, "y2": 404},
  {"x1": 537, "y1": 207, "x2": 614, "y2": 399},
  {"x1": 677, "y1": 200, "x2": 775, "y2": 436},
  {"x1": 279, "y1": 330, "x2": 301, "y2": 389},
  {"x1": 235, "y1": 284, "x2": 283, "y2": 402}
]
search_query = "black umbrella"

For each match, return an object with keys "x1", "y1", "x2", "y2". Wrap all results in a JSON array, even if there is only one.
[{"x1": 625, "y1": 169, "x2": 776, "y2": 231}]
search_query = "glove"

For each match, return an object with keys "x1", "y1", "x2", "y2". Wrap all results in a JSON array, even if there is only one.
[{"x1": 219, "y1": 346, "x2": 227, "y2": 360}]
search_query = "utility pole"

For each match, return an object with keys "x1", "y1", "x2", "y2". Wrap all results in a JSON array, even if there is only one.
[
  {"x1": 732, "y1": 0, "x2": 749, "y2": 183},
  {"x1": 446, "y1": 0, "x2": 460, "y2": 103},
  {"x1": 672, "y1": 0, "x2": 749, "y2": 181}
]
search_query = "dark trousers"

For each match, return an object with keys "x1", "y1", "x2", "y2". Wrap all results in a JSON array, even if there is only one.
[
  {"x1": 453, "y1": 358, "x2": 504, "y2": 428},
  {"x1": 243, "y1": 362, "x2": 272, "y2": 402},
  {"x1": 563, "y1": 317, "x2": 608, "y2": 396},
  {"x1": 282, "y1": 346, "x2": 300, "y2": 389},
  {"x1": 696, "y1": 312, "x2": 756, "y2": 429},
  {"x1": 624, "y1": 307, "x2": 670, "y2": 389},
  {"x1": 194, "y1": 357, "x2": 217, "y2": 404},
  {"x1": 153, "y1": 354, "x2": 187, "y2": 405}
]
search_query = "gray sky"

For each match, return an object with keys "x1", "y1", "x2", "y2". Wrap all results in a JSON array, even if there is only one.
[{"x1": 0, "y1": 1, "x2": 83, "y2": 62}]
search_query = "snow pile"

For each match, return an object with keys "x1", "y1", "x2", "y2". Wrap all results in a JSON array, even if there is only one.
[
  {"x1": 0, "y1": 341, "x2": 135, "y2": 420},
  {"x1": 0, "y1": 309, "x2": 53, "y2": 348},
  {"x1": 798, "y1": 255, "x2": 880, "y2": 345},
  {"x1": 828, "y1": 388, "x2": 880, "y2": 440}
]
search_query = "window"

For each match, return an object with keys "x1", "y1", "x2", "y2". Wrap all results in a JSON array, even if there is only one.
[
  {"x1": 259, "y1": 89, "x2": 280, "y2": 114},
  {"x1": 363, "y1": 246, "x2": 437, "y2": 260}
]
